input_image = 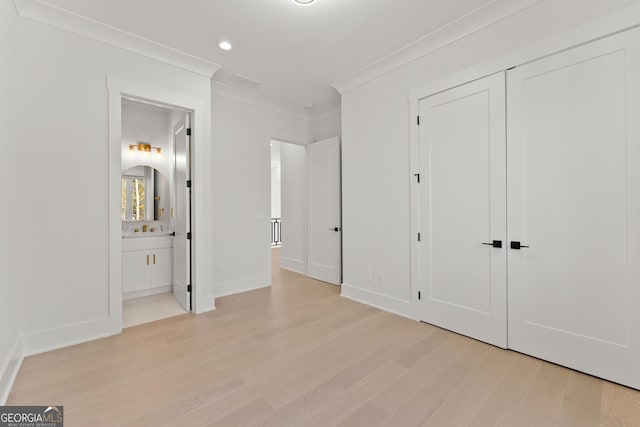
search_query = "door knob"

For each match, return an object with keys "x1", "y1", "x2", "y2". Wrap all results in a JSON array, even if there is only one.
[
  {"x1": 510, "y1": 241, "x2": 529, "y2": 250},
  {"x1": 329, "y1": 227, "x2": 342, "y2": 232},
  {"x1": 482, "y1": 240, "x2": 502, "y2": 248}
]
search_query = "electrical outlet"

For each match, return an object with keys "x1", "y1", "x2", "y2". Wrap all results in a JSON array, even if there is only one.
[
  {"x1": 365, "y1": 270, "x2": 372, "y2": 281},
  {"x1": 378, "y1": 272, "x2": 384, "y2": 282}
]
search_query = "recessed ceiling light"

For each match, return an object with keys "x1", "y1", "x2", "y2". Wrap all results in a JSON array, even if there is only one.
[
  {"x1": 294, "y1": 0, "x2": 315, "y2": 4},
  {"x1": 219, "y1": 41, "x2": 232, "y2": 51}
]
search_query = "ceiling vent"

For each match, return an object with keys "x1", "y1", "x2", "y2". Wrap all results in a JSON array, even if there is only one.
[{"x1": 228, "y1": 73, "x2": 261, "y2": 89}]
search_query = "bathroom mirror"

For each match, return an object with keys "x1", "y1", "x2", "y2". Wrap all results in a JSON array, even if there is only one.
[{"x1": 121, "y1": 166, "x2": 169, "y2": 222}]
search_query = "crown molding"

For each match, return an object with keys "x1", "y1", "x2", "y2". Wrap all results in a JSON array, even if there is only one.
[
  {"x1": 312, "y1": 105, "x2": 341, "y2": 123},
  {"x1": 212, "y1": 82, "x2": 315, "y2": 121},
  {"x1": 16, "y1": 0, "x2": 222, "y2": 78},
  {"x1": 12, "y1": 0, "x2": 33, "y2": 14},
  {"x1": 332, "y1": 0, "x2": 542, "y2": 94}
]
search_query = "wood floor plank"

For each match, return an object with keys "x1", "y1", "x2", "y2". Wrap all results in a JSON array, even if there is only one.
[
  {"x1": 7, "y1": 249, "x2": 640, "y2": 426},
  {"x1": 600, "y1": 382, "x2": 640, "y2": 426},
  {"x1": 467, "y1": 352, "x2": 543, "y2": 427},
  {"x1": 554, "y1": 372, "x2": 603, "y2": 427},
  {"x1": 306, "y1": 361, "x2": 408, "y2": 426},
  {"x1": 423, "y1": 343, "x2": 514, "y2": 426},
  {"x1": 338, "y1": 402, "x2": 390, "y2": 427},
  {"x1": 511, "y1": 362, "x2": 570, "y2": 427}
]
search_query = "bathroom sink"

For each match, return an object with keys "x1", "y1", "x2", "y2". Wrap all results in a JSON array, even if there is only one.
[{"x1": 121, "y1": 222, "x2": 173, "y2": 238}]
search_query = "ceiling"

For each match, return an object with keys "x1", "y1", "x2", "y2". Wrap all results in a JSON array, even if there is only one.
[{"x1": 43, "y1": 0, "x2": 498, "y2": 112}]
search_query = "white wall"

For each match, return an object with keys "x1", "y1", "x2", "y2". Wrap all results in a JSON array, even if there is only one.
[
  {"x1": 270, "y1": 140, "x2": 281, "y2": 219},
  {"x1": 0, "y1": 0, "x2": 22, "y2": 404},
  {"x1": 312, "y1": 110, "x2": 341, "y2": 142},
  {"x1": 340, "y1": 0, "x2": 640, "y2": 317},
  {"x1": 211, "y1": 87, "x2": 312, "y2": 297},
  {"x1": 280, "y1": 142, "x2": 308, "y2": 274},
  {"x1": 17, "y1": 17, "x2": 212, "y2": 354}
]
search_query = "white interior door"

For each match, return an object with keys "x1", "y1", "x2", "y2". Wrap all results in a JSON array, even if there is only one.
[
  {"x1": 173, "y1": 116, "x2": 191, "y2": 311},
  {"x1": 419, "y1": 72, "x2": 507, "y2": 348},
  {"x1": 307, "y1": 136, "x2": 342, "y2": 285},
  {"x1": 507, "y1": 28, "x2": 640, "y2": 389}
]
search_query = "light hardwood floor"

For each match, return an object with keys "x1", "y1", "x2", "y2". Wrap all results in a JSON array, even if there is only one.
[{"x1": 9, "y1": 249, "x2": 640, "y2": 426}]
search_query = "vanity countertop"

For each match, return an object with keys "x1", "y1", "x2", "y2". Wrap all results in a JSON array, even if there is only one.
[{"x1": 122, "y1": 221, "x2": 173, "y2": 238}]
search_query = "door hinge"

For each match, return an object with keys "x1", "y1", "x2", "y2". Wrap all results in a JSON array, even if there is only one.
[
  {"x1": 186, "y1": 128, "x2": 192, "y2": 136},
  {"x1": 417, "y1": 116, "x2": 420, "y2": 125},
  {"x1": 414, "y1": 173, "x2": 420, "y2": 183},
  {"x1": 187, "y1": 232, "x2": 192, "y2": 240},
  {"x1": 186, "y1": 180, "x2": 192, "y2": 188},
  {"x1": 418, "y1": 291, "x2": 421, "y2": 300},
  {"x1": 187, "y1": 284, "x2": 192, "y2": 292},
  {"x1": 418, "y1": 233, "x2": 421, "y2": 242}
]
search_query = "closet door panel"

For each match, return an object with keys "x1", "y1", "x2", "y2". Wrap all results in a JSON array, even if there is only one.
[
  {"x1": 507, "y1": 28, "x2": 640, "y2": 389},
  {"x1": 419, "y1": 72, "x2": 507, "y2": 348}
]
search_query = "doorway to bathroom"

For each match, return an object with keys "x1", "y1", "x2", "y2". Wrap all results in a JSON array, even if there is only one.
[{"x1": 120, "y1": 97, "x2": 192, "y2": 328}]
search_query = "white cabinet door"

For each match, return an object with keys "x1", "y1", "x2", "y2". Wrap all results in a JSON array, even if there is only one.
[
  {"x1": 122, "y1": 249, "x2": 151, "y2": 293},
  {"x1": 418, "y1": 72, "x2": 507, "y2": 348},
  {"x1": 307, "y1": 137, "x2": 342, "y2": 285},
  {"x1": 152, "y1": 247, "x2": 173, "y2": 288},
  {"x1": 507, "y1": 28, "x2": 640, "y2": 389}
]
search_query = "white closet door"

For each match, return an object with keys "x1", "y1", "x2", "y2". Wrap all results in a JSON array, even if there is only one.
[
  {"x1": 507, "y1": 28, "x2": 640, "y2": 389},
  {"x1": 419, "y1": 72, "x2": 507, "y2": 348}
]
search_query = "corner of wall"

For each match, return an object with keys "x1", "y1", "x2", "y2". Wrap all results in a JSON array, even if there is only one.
[
  {"x1": 0, "y1": 337, "x2": 23, "y2": 405},
  {"x1": 21, "y1": 317, "x2": 120, "y2": 359},
  {"x1": 0, "y1": 0, "x2": 22, "y2": 405},
  {"x1": 341, "y1": 283, "x2": 414, "y2": 320},
  {"x1": 280, "y1": 257, "x2": 306, "y2": 275},
  {"x1": 212, "y1": 275, "x2": 271, "y2": 298}
]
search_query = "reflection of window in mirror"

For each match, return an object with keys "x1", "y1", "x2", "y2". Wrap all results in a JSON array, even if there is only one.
[{"x1": 122, "y1": 176, "x2": 146, "y2": 221}]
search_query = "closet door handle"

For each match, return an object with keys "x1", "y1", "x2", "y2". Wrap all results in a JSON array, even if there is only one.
[
  {"x1": 482, "y1": 240, "x2": 502, "y2": 248},
  {"x1": 153, "y1": 254, "x2": 156, "y2": 265},
  {"x1": 146, "y1": 255, "x2": 149, "y2": 265},
  {"x1": 510, "y1": 241, "x2": 530, "y2": 250}
]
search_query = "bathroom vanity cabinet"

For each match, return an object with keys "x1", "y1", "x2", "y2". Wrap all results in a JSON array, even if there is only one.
[{"x1": 122, "y1": 236, "x2": 173, "y2": 298}]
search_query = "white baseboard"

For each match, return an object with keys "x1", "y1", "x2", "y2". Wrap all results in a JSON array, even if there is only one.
[
  {"x1": 0, "y1": 336, "x2": 23, "y2": 405},
  {"x1": 280, "y1": 256, "x2": 306, "y2": 275},
  {"x1": 21, "y1": 316, "x2": 120, "y2": 357},
  {"x1": 194, "y1": 293, "x2": 215, "y2": 314},
  {"x1": 341, "y1": 283, "x2": 413, "y2": 320},
  {"x1": 213, "y1": 275, "x2": 270, "y2": 298},
  {"x1": 123, "y1": 285, "x2": 172, "y2": 300}
]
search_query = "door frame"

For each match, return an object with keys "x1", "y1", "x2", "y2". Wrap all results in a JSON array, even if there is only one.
[
  {"x1": 408, "y1": 4, "x2": 640, "y2": 321},
  {"x1": 107, "y1": 76, "x2": 211, "y2": 334}
]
